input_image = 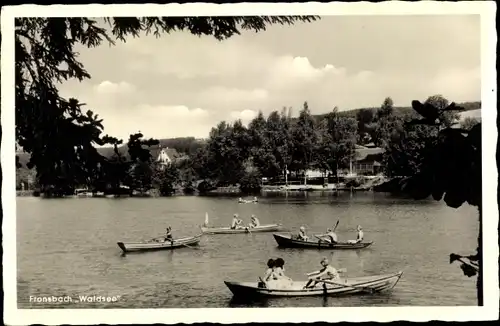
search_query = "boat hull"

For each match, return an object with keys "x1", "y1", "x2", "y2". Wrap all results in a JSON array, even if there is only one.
[
  {"x1": 117, "y1": 234, "x2": 202, "y2": 252},
  {"x1": 225, "y1": 271, "x2": 403, "y2": 298},
  {"x1": 201, "y1": 224, "x2": 282, "y2": 234},
  {"x1": 273, "y1": 233, "x2": 373, "y2": 249}
]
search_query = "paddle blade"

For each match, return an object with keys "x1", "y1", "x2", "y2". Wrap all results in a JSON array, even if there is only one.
[{"x1": 204, "y1": 212, "x2": 209, "y2": 226}]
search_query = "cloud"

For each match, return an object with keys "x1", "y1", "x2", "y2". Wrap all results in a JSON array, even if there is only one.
[
  {"x1": 98, "y1": 104, "x2": 212, "y2": 140},
  {"x1": 229, "y1": 109, "x2": 258, "y2": 124},
  {"x1": 94, "y1": 81, "x2": 135, "y2": 94},
  {"x1": 266, "y1": 56, "x2": 344, "y2": 90}
]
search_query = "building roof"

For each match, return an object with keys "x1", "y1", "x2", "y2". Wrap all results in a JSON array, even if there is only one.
[{"x1": 354, "y1": 146, "x2": 384, "y2": 162}]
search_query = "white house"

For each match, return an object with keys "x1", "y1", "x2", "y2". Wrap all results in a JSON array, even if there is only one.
[{"x1": 156, "y1": 146, "x2": 180, "y2": 170}]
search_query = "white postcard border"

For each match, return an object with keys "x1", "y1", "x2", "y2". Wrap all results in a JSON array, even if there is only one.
[{"x1": 2, "y1": 2, "x2": 498, "y2": 324}]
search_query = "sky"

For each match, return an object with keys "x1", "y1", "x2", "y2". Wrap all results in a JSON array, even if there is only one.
[{"x1": 58, "y1": 15, "x2": 481, "y2": 140}]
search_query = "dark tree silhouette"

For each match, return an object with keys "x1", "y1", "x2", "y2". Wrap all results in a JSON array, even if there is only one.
[{"x1": 401, "y1": 100, "x2": 483, "y2": 305}]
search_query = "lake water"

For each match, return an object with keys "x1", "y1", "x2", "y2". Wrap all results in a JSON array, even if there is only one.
[{"x1": 16, "y1": 192, "x2": 479, "y2": 308}]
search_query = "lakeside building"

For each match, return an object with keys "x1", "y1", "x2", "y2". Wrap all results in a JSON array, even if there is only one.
[
  {"x1": 346, "y1": 144, "x2": 384, "y2": 177},
  {"x1": 304, "y1": 144, "x2": 385, "y2": 179}
]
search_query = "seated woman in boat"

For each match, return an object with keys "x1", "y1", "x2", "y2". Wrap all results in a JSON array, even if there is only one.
[
  {"x1": 304, "y1": 257, "x2": 342, "y2": 289},
  {"x1": 164, "y1": 226, "x2": 173, "y2": 242},
  {"x1": 297, "y1": 226, "x2": 309, "y2": 241},
  {"x1": 347, "y1": 225, "x2": 364, "y2": 244},
  {"x1": 259, "y1": 258, "x2": 276, "y2": 288},
  {"x1": 249, "y1": 215, "x2": 260, "y2": 228},
  {"x1": 272, "y1": 258, "x2": 294, "y2": 289},
  {"x1": 253, "y1": 196, "x2": 258, "y2": 202}
]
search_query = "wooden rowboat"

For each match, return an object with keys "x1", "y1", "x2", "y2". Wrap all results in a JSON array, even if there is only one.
[
  {"x1": 117, "y1": 233, "x2": 202, "y2": 253},
  {"x1": 225, "y1": 271, "x2": 403, "y2": 298},
  {"x1": 273, "y1": 233, "x2": 373, "y2": 249},
  {"x1": 201, "y1": 223, "x2": 283, "y2": 234}
]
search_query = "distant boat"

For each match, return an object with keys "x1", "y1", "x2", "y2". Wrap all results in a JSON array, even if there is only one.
[
  {"x1": 117, "y1": 233, "x2": 202, "y2": 253},
  {"x1": 238, "y1": 197, "x2": 258, "y2": 204},
  {"x1": 225, "y1": 271, "x2": 403, "y2": 298},
  {"x1": 273, "y1": 233, "x2": 373, "y2": 250},
  {"x1": 74, "y1": 189, "x2": 92, "y2": 197}
]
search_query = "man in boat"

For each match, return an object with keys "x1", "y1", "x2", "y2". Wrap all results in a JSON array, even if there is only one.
[
  {"x1": 304, "y1": 257, "x2": 341, "y2": 289},
  {"x1": 164, "y1": 226, "x2": 173, "y2": 243},
  {"x1": 249, "y1": 215, "x2": 260, "y2": 228},
  {"x1": 297, "y1": 226, "x2": 309, "y2": 241},
  {"x1": 253, "y1": 196, "x2": 258, "y2": 202},
  {"x1": 347, "y1": 225, "x2": 364, "y2": 244},
  {"x1": 325, "y1": 228, "x2": 338, "y2": 244},
  {"x1": 231, "y1": 214, "x2": 244, "y2": 229}
]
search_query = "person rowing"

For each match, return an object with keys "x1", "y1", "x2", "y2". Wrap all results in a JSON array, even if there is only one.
[
  {"x1": 164, "y1": 226, "x2": 173, "y2": 243},
  {"x1": 230, "y1": 214, "x2": 244, "y2": 229},
  {"x1": 317, "y1": 228, "x2": 338, "y2": 244},
  {"x1": 304, "y1": 257, "x2": 342, "y2": 289},
  {"x1": 297, "y1": 226, "x2": 309, "y2": 241},
  {"x1": 249, "y1": 215, "x2": 260, "y2": 228},
  {"x1": 347, "y1": 225, "x2": 364, "y2": 244}
]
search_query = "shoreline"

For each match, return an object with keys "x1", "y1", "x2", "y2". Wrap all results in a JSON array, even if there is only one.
[{"x1": 16, "y1": 187, "x2": 378, "y2": 198}]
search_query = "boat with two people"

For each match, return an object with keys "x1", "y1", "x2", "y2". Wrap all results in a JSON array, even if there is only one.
[
  {"x1": 117, "y1": 226, "x2": 202, "y2": 253},
  {"x1": 238, "y1": 196, "x2": 259, "y2": 204},
  {"x1": 225, "y1": 257, "x2": 403, "y2": 298},
  {"x1": 201, "y1": 212, "x2": 282, "y2": 234}
]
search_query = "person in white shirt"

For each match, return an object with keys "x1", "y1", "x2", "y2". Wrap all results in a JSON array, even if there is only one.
[
  {"x1": 249, "y1": 215, "x2": 260, "y2": 228},
  {"x1": 348, "y1": 225, "x2": 364, "y2": 244},
  {"x1": 231, "y1": 214, "x2": 243, "y2": 229},
  {"x1": 304, "y1": 257, "x2": 342, "y2": 289},
  {"x1": 326, "y1": 228, "x2": 338, "y2": 244},
  {"x1": 297, "y1": 226, "x2": 309, "y2": 241}
]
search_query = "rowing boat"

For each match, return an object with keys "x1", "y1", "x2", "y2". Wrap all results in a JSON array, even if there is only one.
[
  {"x1": 117, "y1": 233, "x2": 202, "y2": 252},
  {"x1": 224, "y1": 271, "x2": 403, "y2": 298},
  {"x1": 238, "y1": 199, "x2": 258, "y2": 204},
  {"x1": 273, "y1": 233, "x2": 373, "y2": 249},
  {"x1": 201, "y1": 223, "x2": 283, "y2": 234}
]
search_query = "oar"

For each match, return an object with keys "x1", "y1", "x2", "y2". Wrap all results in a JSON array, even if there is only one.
[
  {"x1": 333, "y1": 219, "x2": 340, "y2": 232},
  {"x1": 316, "y1": 278, "x2": 374, "y2": 293},
  {"x1": 181, "y1": 243, "x2": 198, "y2": 250},
  {"x1": 314, "y1": 234, "x2": 330, "y2": 243},
  {"x1": 306, "y1": 268, "x2": 346, "y2": 277}
]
